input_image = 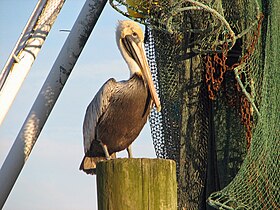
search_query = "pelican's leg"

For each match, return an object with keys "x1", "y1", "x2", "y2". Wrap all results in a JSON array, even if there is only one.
[
  {"x1": 127, "y1": 145, "x2": 133, "y2": 158},
  {"x1": 96, "y1": 130, "x2": 110, "y2": 160},
  {"x1": 100, "y1": 142, "x2": 111, "y2": 160}
]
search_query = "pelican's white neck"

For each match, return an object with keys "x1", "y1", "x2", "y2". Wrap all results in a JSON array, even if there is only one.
[{"x1": 118, "y1": 39, "x2": 141, "y2": 77}]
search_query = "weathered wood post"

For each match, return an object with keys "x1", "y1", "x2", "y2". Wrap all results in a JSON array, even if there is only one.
[{"x1": 96, "y1": 158, "x2": 177, "y2": 210}]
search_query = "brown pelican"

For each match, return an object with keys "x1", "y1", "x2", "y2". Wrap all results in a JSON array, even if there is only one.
[{"x1": 80, "y1": 20, "x2": 161, "y2": 174}]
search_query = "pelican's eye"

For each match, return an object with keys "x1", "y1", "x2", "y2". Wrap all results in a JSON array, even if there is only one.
[{"x1": 131, "y1": 32, "x2": 140, "y2": 44}]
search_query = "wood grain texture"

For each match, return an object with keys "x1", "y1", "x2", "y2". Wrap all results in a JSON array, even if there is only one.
[{"x1": 96, "y1": 158, "x2": 177, "y2": 210}]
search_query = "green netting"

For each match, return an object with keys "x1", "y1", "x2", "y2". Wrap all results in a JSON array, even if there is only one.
[
  {"x1": 207, "y1": 1, "x2": 280, "y2": 209},
  {"x1": 110, "y1": 0, "x2": 279, "y2": 209}
]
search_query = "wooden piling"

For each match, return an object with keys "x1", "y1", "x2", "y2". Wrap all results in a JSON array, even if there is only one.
[{"x1": 96, "y1": 158, "x2": 177, "y2": 210}]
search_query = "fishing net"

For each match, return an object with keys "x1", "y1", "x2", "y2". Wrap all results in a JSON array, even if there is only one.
[{"x1": 110, "y1": 0, "x2": 279, "y2": 209}]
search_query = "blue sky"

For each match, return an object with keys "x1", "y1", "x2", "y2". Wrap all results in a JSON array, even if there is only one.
[{"x1": 0, "y1": 1, "x2": 156, "y2": 209}]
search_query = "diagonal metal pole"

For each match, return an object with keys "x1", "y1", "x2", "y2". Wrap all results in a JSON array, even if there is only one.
[
  {"x1": 0, "y1": 0, "x2": 63, "y2": 126},
  {"x1": 0, "y1": 0, "x2": 107, "y2": 208},
  {"x1": 0, "y1": 0, "x2": 47, "y2": 90}
]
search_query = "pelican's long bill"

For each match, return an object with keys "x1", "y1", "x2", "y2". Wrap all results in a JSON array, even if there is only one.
[{"x1": 122, "y1": 35, "x2": 161, "y2": 112}]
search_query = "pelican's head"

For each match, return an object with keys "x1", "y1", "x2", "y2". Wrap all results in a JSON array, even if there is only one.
[
  {"x1": 116, "y1": 20, "x2": 161, "y2": 112},
  {"x1": 116, "y1": 20, "x2": 145, "y2": 76}
]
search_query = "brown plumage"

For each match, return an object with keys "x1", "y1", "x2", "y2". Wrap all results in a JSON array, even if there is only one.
[{"x1": 80, "y1": 20, "x2": 161, "y2": 174}]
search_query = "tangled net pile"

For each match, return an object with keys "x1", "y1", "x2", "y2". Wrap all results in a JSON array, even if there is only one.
[{"x1": 110, "y1": 0, "x2": 279, "y2": 209}]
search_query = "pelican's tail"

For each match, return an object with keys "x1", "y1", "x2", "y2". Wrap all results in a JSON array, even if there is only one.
[{"x1": 79, "y1": 154, "x2": 116, "y2": 175}]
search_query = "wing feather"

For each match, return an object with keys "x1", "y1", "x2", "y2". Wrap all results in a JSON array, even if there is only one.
[{"x1": 83, "y1": 78, "x2": 117, "y2": 154}]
